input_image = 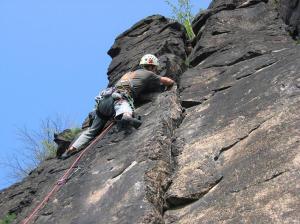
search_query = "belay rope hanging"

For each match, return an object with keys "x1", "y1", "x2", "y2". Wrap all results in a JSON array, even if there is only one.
[{"x1": 22, "y1": 122, "x2": 115, "y2": 224}]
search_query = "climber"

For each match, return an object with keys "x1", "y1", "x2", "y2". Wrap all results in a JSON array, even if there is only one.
[
  {"x1": 61, "y1": 54, "x2": 174, "y2": 159},
  {"x1": 114, "y1": 54, "x2": 174, "y2": 126}
]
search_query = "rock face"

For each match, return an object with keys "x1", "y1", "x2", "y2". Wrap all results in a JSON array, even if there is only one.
[
  {"x1": 165, "y1": 0, "x2": 300, "y2": 223},
  {"x1": 0, "y1": 15, "x2": 187, "y2": 224},
  {"x1": 1, "y1": 1, "x2": 300, "y2": 224},
  {"x1": 279, "y1": 0, "x2": 300, "y2": 39},
  {"x1": 107, "y1": 15, "x2": 188, "y2": 85}
]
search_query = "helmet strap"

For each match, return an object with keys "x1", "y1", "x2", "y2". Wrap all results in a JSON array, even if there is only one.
[{"x1": 143, "y1": 64, "x2": 157, "y2": 72}]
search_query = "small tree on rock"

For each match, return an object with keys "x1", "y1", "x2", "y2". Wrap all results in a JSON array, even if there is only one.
[
  {"x1": 165, "y1": 0, "x2": 196, "y2": 40},
  {"x1": 0, "y1": 115, "x2": 80, "y2": 181}
]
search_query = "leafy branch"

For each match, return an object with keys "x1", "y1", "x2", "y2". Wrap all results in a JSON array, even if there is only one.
[
  {"x1": 165, "y1": 0, "x2": 196, "y2": 40},
  {"x1": 0, "y1": 115, "x2": 80, "y2": 182}
]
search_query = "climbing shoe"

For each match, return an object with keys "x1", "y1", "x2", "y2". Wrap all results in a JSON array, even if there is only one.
[
  {"x1": 61, "y1": 149, "x2": 78, "y2": 160},
  {"x1": 119, "y1": 116, "x2": 142, "y2": 129}
]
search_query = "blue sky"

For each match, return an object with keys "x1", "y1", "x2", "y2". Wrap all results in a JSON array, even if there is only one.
[{"x1": 0, "y1": 0, "x2": 211, "y2": 190}]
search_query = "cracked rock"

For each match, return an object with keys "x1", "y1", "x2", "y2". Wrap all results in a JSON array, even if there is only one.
[{"x1": 1, "y1": 1, "x2": 300, "y2": 224}]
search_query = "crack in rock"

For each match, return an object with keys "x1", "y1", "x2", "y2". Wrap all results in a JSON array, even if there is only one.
[
  {"x1": 203, "y1": 50, "x2": 266, "y2": 69},
  {"x1": 86, "y1": 161, "x2": 138, "y2": 206},
  {"x1": 235, "y1": 61, "x2": 278, "y2": 80},
  {"x1": 230, "y1": 170, "x2": 290, "y2": 194},
  {"x1": 180, "y1": 100, "x2": 202, "y2": 109},
  {"x1": 214, "y1": 118, "x2": 272, "y2": 161},
  {"x1": 8, "y1": 191, "x2": 24, "y2": 199},
  {"x1": 212, "y1": 85, "x2": 232, "y2": 93},
  {"x1": 264, "y1": 170, "x2": 287, "y2": 182},
  {"x1": 179, "y1": 85, "x2": 232, "y2": 112},
  {"x1": 48, "y1": 167, "x2": 70, "y2": 174},
  {"x1": 111, "y1": 161, "x2": 137, "y2": 180},
  {"x1": 190, "y1": 48, "x2": 219, "y2": 67},
  {"x1": 166, "y1": 176, "x2": 223, "y2": 210},
  {"x1": 143, "y1": 90, "x2": 185, "y2": 221}
]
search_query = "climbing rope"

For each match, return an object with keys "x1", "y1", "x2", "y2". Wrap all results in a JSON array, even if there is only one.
[{"x1": 22, "y1": 122, "x2": 115, "y2": 224}]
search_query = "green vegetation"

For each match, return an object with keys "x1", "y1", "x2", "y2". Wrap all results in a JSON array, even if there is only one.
[
  {"x1": 184, "y1": 58, "x2": 191, "y2": 67},
  {"x1": 40, "y1": 127, "x2": 81, "y2": 159},
  {"x1": 17, "y1": 117, "x2": 79, "y2": 162},
  {"x1": 0, "y1": 213, "x2": 16, "y2": 224},
  {"x1": 0, "y1": 116, "x2": 80, "y2": 181},
  {"x1": 270, "y1": 0, "x2": 280, "y2": 9},
  {"x1": 165, "y1": 0, "x2": 196, "y2": 40},
  {"x1": 61, "y1": 127, "x2": 82, "y2": 141},
  {"x1": 296, "y1": 39, "x2": 300, "y2": 45}
]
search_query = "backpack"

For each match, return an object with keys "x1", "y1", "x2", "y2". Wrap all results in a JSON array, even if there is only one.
[{"x1": 95, "y1": 87, "x2": 116, "y2": 119}]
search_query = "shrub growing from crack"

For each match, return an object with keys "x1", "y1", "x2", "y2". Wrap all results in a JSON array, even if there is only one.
[
  {"x1": 165, "y1": 0, "x2": 196, "y2": 40},
  {"x1": 1, "y1": 116, "x2": 80, "y2": 181}
]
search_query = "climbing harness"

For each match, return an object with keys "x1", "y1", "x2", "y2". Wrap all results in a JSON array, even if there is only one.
[
  {"x1": 95, "y1": 87, "x2": 117, "y2": 119},
  {"x1": 22, "y1": 122, "x2": 115, "y2": 224},
  {"x1": 115, "y1": 71, "x2": 136, "y2": 110},
  {"x1": 95, "y1": 86, "x2": 135, "y2": 119},
  {"x1": 115, "y1": 91, "x2": 135, "y2": 111}
]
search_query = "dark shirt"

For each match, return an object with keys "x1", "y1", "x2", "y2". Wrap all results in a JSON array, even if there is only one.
[{"x1": 115, "y1": 69, "x2": 161, "y2": 99}]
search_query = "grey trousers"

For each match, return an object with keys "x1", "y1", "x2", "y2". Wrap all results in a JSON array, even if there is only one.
[
  {"x1": 71, "y1": 113, "x2": 107, "y2": 150},
  {"x1": 71, "y1": 99, "x2": 133, "y2": 150}
]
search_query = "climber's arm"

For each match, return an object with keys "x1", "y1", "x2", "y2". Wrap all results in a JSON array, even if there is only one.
[{"x1": 160, "y1": 76, "x2": 175, "y2": 86}]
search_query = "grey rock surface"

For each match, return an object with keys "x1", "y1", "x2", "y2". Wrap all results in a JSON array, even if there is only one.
[
  {"x1": 1, "y1": 1, "x2": 300, "y2": 224},
  {"x1": 0, "y1": 15, "x2": 187, "y2": 224},
  {"x1": 166, "y1": 0, "x2": 300, "y2": 223},
  {"x1": 107, "y1": 15, "x2": 187, "y2": 85},
  {"x1": 279, "y1": 0, "x2": 300, "y2": 39}
]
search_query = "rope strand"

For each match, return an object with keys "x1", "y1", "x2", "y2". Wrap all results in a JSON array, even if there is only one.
[{"x1": 22, "y1": 122, "x2": 115, "y2": 224}]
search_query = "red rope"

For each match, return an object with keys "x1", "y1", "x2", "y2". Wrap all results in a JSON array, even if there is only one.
[{"x1": 22, "y1": 122, "x2": 115, "y2": 224}]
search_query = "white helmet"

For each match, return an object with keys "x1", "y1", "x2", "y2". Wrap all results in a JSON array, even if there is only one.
[{"x1": 139, "y1": 54, "x2": 159, "y2": 66}]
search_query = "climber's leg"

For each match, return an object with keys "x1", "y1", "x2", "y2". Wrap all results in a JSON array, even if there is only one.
[
  {"x1": 114, "y1": 99, "x2": 142, "y2": 129},
  {"x1": 61, "y1": 114, "x2": 107, "y2": 159}
]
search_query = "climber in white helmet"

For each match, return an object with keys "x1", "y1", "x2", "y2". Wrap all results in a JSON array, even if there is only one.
[
  {"x1": 61, "y1": 54, "x2": 174, "y2": 159},
  {"x1": 113, "y1": 54, "x2": 174, "y2": 124}
]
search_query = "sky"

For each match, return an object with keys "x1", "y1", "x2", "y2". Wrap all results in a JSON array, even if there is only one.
[{"x1": 0, "y1": 0, "x2": 211, "y2": 190}]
